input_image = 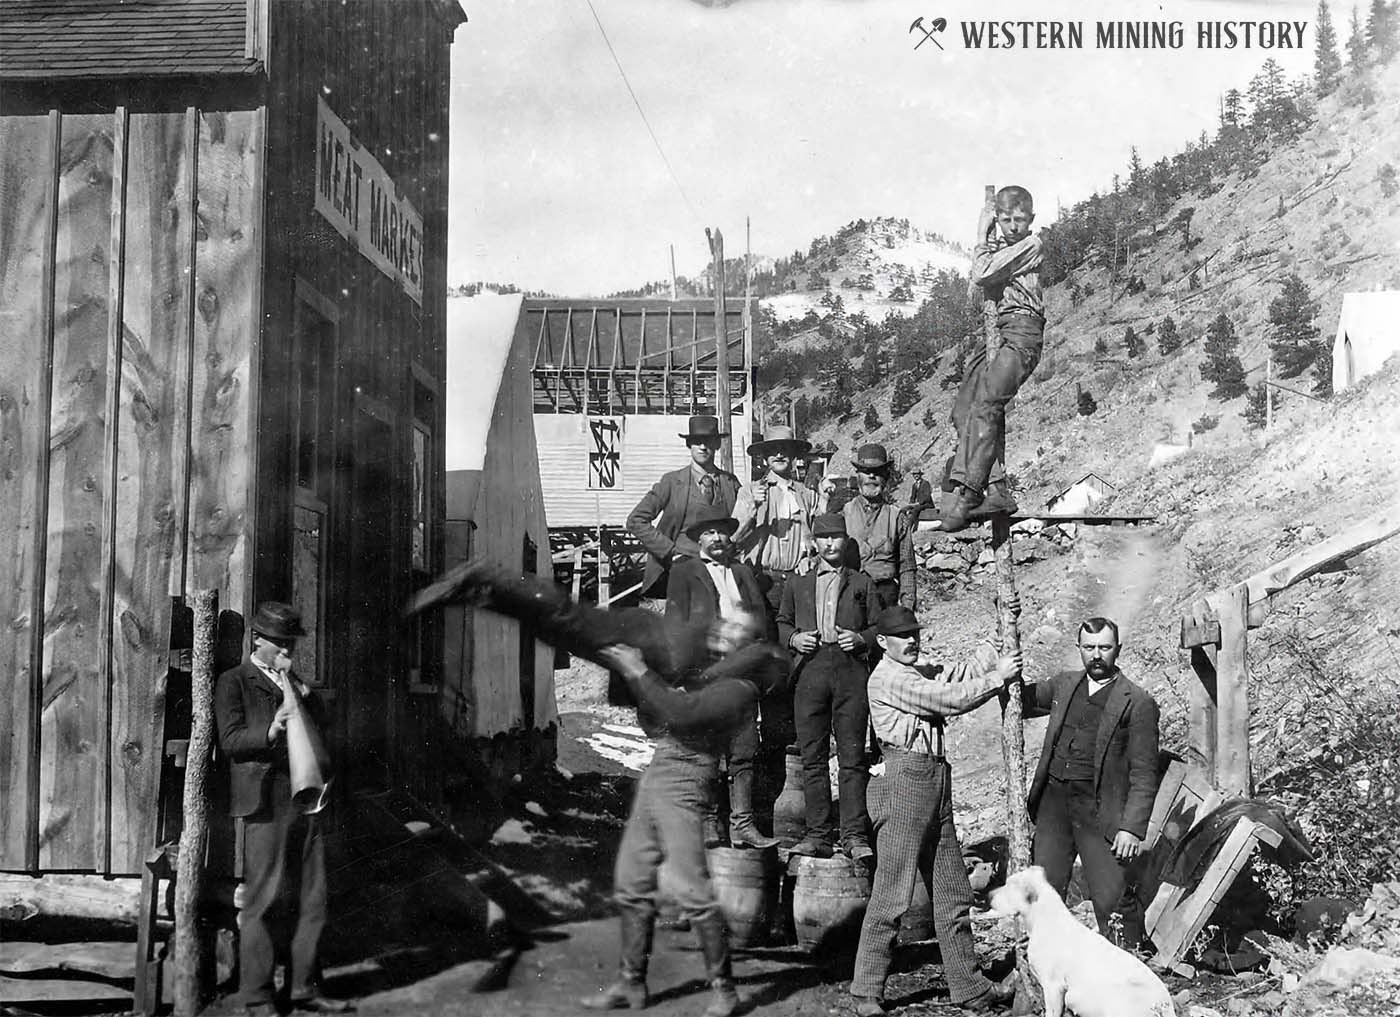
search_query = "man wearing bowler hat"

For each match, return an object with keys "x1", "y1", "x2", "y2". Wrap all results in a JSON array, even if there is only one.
[
  {"x1": 627, "y1": 414, "x2": 741, "y2": 601},
  {"x1": 777, "y1": 513, "x2": 884, "y2": 861},
  {"x1": 904, "y1": 467, "x2": 934, "y2": 513},
  {"x1": 666, "y1": 507, "x2": 780, "y2": 850},
  {"x1": 214, "y1": 602, "x2": 349, "y2": 1015},
  {"x1": 842, "y1": 444, "x2": 917, "y2": 611},
  {"x1": 849, "y1": 605, "x2": 1020, "y2": 1016}
]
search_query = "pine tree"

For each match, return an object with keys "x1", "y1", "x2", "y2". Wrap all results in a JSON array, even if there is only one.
[
  {"x1": 1367, "y1": 0, "x2": 1399, "y2": 62},
  {"x1": 1268, "y1": 274, "x2": 1322, "y2": 379},
  {"x1": 1157, "y1": 315, "x2": 1182, "y2": 354},
  {"x1": 1077, "y1": 389, "x2": 1098, "y2": 416},
  {"x1": 889, "y1": 374, "x2": 920, "y2": 418},
  {"x1": 1124, "y1": 325, "x2": 1145, "y2": 358},
  {"x1": 1243, "y1": 381, "x2": 1281, "y2": 428},
  {"x1": 863, "y1": 404, "x2": 882, "y2": 431},
  {"x1": 1128, "y1": 146, "x2": 1145, "y2": 192},
  {"x1": 1201, "y1": 312, "x2": 1248, "y2": 399},
  {"x1": 1094, "y1": 335, "x2": 1109, "y2": 355},
  {"x1": 1316, "y1": 1, "x2": 1344, "y2": 95},
  {"x1": 1348, "y1": 4, "x2": 1368, "y2": 68}
]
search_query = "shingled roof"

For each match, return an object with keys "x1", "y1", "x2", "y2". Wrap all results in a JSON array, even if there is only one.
[{"x1": 0, "y1": 0, "x2": 260, "y2": 80}]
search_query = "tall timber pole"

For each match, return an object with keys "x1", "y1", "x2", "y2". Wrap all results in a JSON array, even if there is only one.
[
  {"x1": 707, "y1": 227, "x2": 733, "y2": 472},
  {"x1": 979, "y1": 184, "x2": 1037, "y2": 1011}
]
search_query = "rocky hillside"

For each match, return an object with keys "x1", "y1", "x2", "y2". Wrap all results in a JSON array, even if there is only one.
[{"x1": 759, "y1": 59, "x2": 1400, "y2": 902}]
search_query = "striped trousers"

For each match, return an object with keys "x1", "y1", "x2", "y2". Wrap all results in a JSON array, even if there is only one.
[{"x1": 850, "y1": 749, "x2": 994, "y2": 1004}]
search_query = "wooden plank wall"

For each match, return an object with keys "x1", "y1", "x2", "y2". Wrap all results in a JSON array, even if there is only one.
[
  {"x1": 259, "y1": 2, "x2": 453, "y2": 804},
  {"x1": 0, "y1": 107, "x2": 259, "y2": 875}
]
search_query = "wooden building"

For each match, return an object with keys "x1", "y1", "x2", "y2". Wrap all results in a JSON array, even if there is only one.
[
  {"x1": 1332, "y1": 290, "x2": 1400, "y2": 392},
  {"x1": 0, "y1": 0, "x2": 464, "y2": 907},
  {"x1": 527, "y1": 298, "x2": 755, "y2": 602},
  {"x1": 1045, "y1": 472, "x2": 1117, "y2": 516},
  {"x1": 443, "y1": 294, "x2": 556, "y2": 779}
]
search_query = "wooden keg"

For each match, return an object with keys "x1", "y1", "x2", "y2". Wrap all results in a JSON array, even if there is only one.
[
  {"x1": 772, "y1": 752, "x2": 807, "y2": 846},
  {"x1": 789, "y1": 854, "x2": 871, "y2": 952},
  {"x1": 707, "y1": 847, "x2": 774, "y2": 948}
]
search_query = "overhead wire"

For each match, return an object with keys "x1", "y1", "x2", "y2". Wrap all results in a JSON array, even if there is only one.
[{"x1": 584, "y1": 0, "x2": 702, "y2": 224}]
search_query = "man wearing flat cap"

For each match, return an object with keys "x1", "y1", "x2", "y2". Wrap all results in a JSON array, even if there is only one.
[
  {"x1": 214, "y1": 603, "x2": 349, "y2": 1015},
  {"x1": 627, "y1": 415, "x2": 742, "y2": 600},
  {"x1": 849, "y1": 605, "x2": 1021, "y2": 1017},
  {"x1": 842, "y1": 443, "x2": 917, "y2": 611},
  {"x1": 777, "y1": 513, "x2": 884, "y2": 861},
  {"x1": 666, "y1": 507, "x2": 780, "y2": 850}
]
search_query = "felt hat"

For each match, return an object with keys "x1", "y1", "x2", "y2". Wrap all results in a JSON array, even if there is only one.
[
  {"x1": 747, "y1": 425, "x2": 813, "y2": 458},
  {"x1": 876, "y1": 605, "x2": 922, "y2": 637},
  {"x1": 250, "y1": 601, "x2": 307, "y2": 642},
  {"x1": 852, "y1": 443, "x2": 892, "y2": 471},
  {"x1": 812, "y1": 513, "x2": 847, "y2": 538},
  {"x1": 683, "y1": 506, "x2": 740, "y2": 541},
  {"x1": 679, "y1": 415, "x2": 726, "y2": 441},
  {"x1": 911, "y1": 466, "x2": 924, "y2": 477}
]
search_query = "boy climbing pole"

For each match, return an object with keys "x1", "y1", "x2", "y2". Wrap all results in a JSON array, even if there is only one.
[{"x1": 937, "y1": 185, "x2": 1045, "y2": 532}]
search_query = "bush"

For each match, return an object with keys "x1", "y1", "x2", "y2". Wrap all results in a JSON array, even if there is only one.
[
  {"x1": 1077, "y1": 389, "x2": 1098, "y2": 416},
  {"x1": 863, "y1": 404, "x2": 882, "y2": 430},
  {"x1": 1094, "y1": 336, "x2": 1109, "y2": 355},
  {"x1": 1157, "y1": 315, "x2": 1182, "y2": 355},
  {"x1": 1379, "y1": 162, "x2": 1398, "y2": 198},
  {"x1": 1191, "y1": 413, "x2": 1219, "y2": 434}
]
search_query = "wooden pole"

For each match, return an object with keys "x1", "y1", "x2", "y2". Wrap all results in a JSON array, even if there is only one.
[
  {"x1": 174, "y1": 589, "x2": 217, "y2": 1016},
  {"x1": 980, "y1": 184, "x2": 1037, "y2": 1012},
  {"x1": 707, "y1": 228, "x2": 733, "y2": 472},
  {"x1": 669, "y1": 245, "x2": 678, "y2": 301},
  {"x1": 1265, "y1": 350, "x2": 1274, "y2": 430}
]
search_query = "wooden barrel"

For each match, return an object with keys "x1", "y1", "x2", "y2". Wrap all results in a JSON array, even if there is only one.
[
  {"x1": 772, "y1": 753, "x2": 807, "y2": 846},
  {"x1": 789, "y1": 854, "x2": 870, "y2": 952},
  {"x1": 897, "y1": 878, "x2": 934, "y2": 945},
  {"x1": 707, "y1": 847, "x2": 774, "y2": 949}
]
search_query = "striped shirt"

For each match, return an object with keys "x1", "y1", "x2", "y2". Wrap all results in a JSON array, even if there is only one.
[
  {"x1": 971, "y1": 232, "x2": 1044, "y2": 321},
  {"x1": 867, "y1": 645, "x2": 1003, "y2": 756}
]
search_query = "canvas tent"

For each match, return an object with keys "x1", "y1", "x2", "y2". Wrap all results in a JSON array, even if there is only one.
[{"x1": 1332, "y1": 291, "x2": 1400, "y2": 392}]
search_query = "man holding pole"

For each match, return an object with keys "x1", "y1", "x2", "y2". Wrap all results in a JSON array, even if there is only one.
[{"x1": 214, "y1": 602, "x2": 349, "y2": 1015}]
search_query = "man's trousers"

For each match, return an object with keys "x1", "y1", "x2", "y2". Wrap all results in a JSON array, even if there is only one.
[
  {"x1": 792, "y1": 645, "x2": 870, "y2": 844},
  {"x1": 948, "y1": 312, "x2": 1044, "y2": 493},
  {"x1": 851, "y1": 750, "x2": 993, "y2": 1004},
  {"x1": 1033, "y1": 776, "x2": 1145, "y2": 948},
  {"x1": 237, "y1": 772, "x2": 327, "y2": 1006}
]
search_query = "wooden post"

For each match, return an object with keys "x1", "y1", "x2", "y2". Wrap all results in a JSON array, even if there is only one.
[
  {"x1": 1265, "y1": 351, "x2": 1273, "y2": 431},
  {"x1": 174, "y1": 589, "x2": 217, "y2": 1016},
  {"x1": 597, "y1": 525, "x2": 611, "y2": 610},
  {"x1": 1215, "y1": 584, "x2": 1251, "y2": 796},
  {"x1": 979, "y1": 183, "x2": 1038, "y2": 1012},
  {"x1": 1185, "y1": 597, "x2": 1219, "y2": 781},
  {"x1": 669, "y1": 245, "x2": 677, "y2": 301},
  {"x1": 707, "y1": 228, "x2": 732, "y2": 472}
]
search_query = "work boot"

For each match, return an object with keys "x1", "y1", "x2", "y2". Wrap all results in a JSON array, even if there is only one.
[
  {"x1": 582, "y1": 910, "x2": 653, "y2": 1010},
  {"x1": 935, "y1": 487, "x2": 984, "y2": 532},
  {"x1": 841, "y1": 837, "x2": 874, "y2": 864},
  {"x1": 787, "y1": 835, "x2": 834, "y2": 859},
  {"x1": 728, "y1": 770, "x2": 779, "y2": 850},
  {"x1": 702, "y1": 813, "x2": 725, "y2": 849},
  {"x1": 693, "y1": 913, "x2": 740, "y2": 1017},
  {"x1": 972, "y1": 479, "x2": 1018, "y2": 518}
]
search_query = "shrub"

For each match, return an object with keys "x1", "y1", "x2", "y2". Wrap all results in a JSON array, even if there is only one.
[
  {"x1": 1191, "y1": 413, "x2": 1219, "y2": 434},
  {"x1": 1077, "y1": 389, "x2": 1098, "y2": 415},
  {"x1": 863, "y1": 404, "x2": 882, "y2": 430}
]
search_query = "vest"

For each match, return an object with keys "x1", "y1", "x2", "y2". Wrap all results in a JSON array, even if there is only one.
[
  {"x1": 1048, "y1": 679, "x2": 1114, "y2": 782},
  {"x1": 843, "y1": 498, "x2": 901, "y2": 582}
]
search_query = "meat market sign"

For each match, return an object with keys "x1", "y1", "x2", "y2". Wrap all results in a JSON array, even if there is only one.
[{"x1": 315, "y1": 97, "x2": 424, "y2": 306}]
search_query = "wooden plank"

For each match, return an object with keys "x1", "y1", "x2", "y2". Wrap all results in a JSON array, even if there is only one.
[
  {"x1": 0, "y1": 112, "x2": 59, "y2": 870},
  {"x1": 1186, "y1": 598, "x2": 1218, "y2": 780},
  {"x1": 1215, "y1": 584, "x2": 1251, "y2": 797},
  {"x1": 108, "y1": 112, "x2": 192, "y2": 874},
  {"x1": 1, "y1": 940, "x2": 136, "y2": 980},
  {"x1": 40, "y1": 112, "x2": 117, "y2": 870},
  {"x1": 1240, "y1": 508, "x2": 1400, "y2": 604},
  {"x1": 0, "y1": 872, "x2": 142, "y2": 922},
  {"x1": 185, "y1": 109, "x2": 261, "y2": 605},
  {"x1": 1143, "y1": 761, "x2": 1187, "y2": 851},
  {"x1": 0, "y1": 975, "x2": 132, "y2": 1003}
]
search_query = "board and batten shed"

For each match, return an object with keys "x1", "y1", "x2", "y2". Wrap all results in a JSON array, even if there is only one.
[
  {"x1": 444, "y1": 295, "x2": 557, "y2": 772},
  {"x1": 0, "y1": 0, "x2": 466, "y2": 884}
]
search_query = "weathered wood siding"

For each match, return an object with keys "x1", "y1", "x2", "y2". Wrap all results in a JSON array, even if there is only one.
[
  {"x1": 258, "y1": 1, "x2": 453, "y2": 803},
  {"x1": 444, "y1": 333, "x2": 554, "y2": 740},
  {"x1": 535, "y1": 413, "x2": 754, "y2": 527},
  {"x1": 0, "y1": 108, "x2": 259, "y2": 874}
]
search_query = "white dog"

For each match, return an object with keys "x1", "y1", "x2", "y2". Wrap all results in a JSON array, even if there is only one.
[{"x1": 988, "y1": 866, "x2": 1174, "y2": 1017}]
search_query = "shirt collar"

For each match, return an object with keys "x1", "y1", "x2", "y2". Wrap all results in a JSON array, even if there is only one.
[
  {"x1": 764, "y1": 471, "x2": 792, "y2": 489},
  {"x1": 817, "y1": 559, "x2": 841, "y2": 575},
  {"x1": 691, "y1": 463, "x2": 717, "y2": 482},
  {"x1": 1086, "y1": 669, "x2": 1119, "y2": 692}
]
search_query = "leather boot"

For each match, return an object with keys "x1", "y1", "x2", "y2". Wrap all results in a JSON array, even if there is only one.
[
  {"x1": 728, "y1": 769, "x2": 779, "y2": 850},
  {"x1": 692, "y1": 912, "x2": 740, "y2": 1017},
  {"x1": 581, "y1": 909, "x2": 653, "y2": 1010},
  {"x1": 973, "y1": 479, "x2": 1018, "y2": 517}
]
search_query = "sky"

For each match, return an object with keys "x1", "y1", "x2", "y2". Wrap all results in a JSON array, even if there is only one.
[{"x1": 449, "y1": 0, "x2": 1322, "y2": 296}]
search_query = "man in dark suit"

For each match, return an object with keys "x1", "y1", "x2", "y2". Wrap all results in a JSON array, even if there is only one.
[
  {"x1": 667, "y1": 507, "x2": 779, "y2": 850},
  {"x1": 214, "y1": 603, "x2": 349, "y2": 1015},
  {"x1": 1024, "y1": 616, "x2": 1162, "y2": 948},
  {"x1": 777, "y1": 513, "x2": 885, "y2": 861},
  {"x1": 627, "y1": 415, "x2": 741, "y2": 600},
  {"x1": 903, "y1": 467, "x2": 934, "y2": 512}
]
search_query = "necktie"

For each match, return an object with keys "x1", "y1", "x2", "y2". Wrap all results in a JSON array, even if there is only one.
[{"x1": 700, "y1": 472, "x2": 716, "y2": 505}]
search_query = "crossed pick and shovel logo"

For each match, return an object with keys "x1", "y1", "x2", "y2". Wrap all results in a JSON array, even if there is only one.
[{"x1": 909, "y1": 16, "x2": 947, "y2": 51}]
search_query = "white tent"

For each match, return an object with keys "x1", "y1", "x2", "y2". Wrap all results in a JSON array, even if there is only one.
[{"x1": 1333, "y1": 292, "x2": 1400, "y2": 392}]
